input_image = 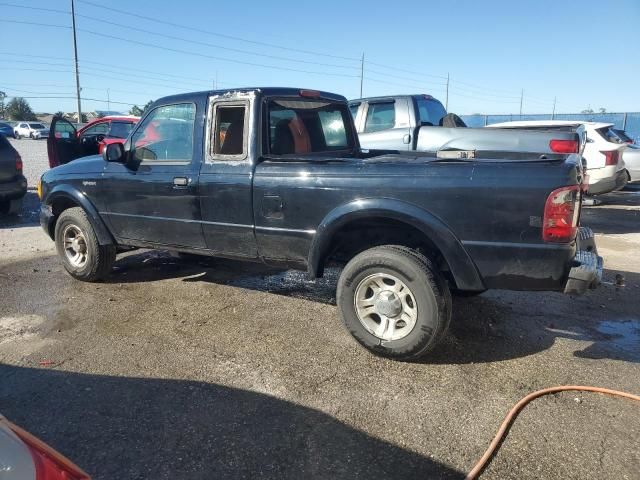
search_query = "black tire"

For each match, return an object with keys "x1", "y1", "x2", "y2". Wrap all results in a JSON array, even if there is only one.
[
  {"x1": 337, "y1": 245, "x2": 452, "y2": 360},
  {"x1": 14, "y1": 132, "x2": 20, "y2": 139},
  {"x1": 54, "y1": 207, "x2": 116, "y2": 281}
]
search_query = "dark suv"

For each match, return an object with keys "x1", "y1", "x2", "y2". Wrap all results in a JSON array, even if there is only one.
[{"x1": 0, "y1": 135, "x2": 26, "y2": 214}]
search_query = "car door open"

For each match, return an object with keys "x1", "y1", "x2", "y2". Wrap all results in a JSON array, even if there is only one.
[{"x1": 47, "y1": 116, "x2": 80, "y2": 168}]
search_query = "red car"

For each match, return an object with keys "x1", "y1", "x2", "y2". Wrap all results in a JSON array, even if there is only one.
[
  {"x1": 48, "y1": 116, "x2": 139, "y2": 168},
  {"x1": 0, "y1": 414, "x2": 90, "y2": 479}
]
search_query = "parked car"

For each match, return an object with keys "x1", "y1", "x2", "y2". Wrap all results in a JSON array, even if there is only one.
[
  {"x1": 0, "y1": 414, "x2": 90, "y2": 479},
  {"x1": 348, "y1": 95, "x2": 585, "y2": 156},
  {"x1": 488, "y1": 121, "x2": 627, "y2": 195},
  {"x1": 47, "y1": 116, "x2": 139, "y2": 168},
  {"x1": 0, "y1": 121, "x2": 15, "y2": 137},
  {"x1": 0, "y1": 134, "x2": 26, "y2": 214},
  {"x1": 14, "y1": 121, "x2": 49, "y2": 139},
  {"x1": 40, "y1": 87, "x2": 602, "y2": 360},
  {"x1": 622, "y1": 144, "x2": 640, "y2": 182}
]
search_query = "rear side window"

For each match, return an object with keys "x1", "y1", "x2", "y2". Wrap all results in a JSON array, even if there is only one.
[
  {"x1": 364, "y1": 102, "x2": 395, "y2": 133},
  {"x1": 212, "y1": 104, "x2": 247, "y2": 158},
  {"x1": 131, "y1": 103, "x2": 195, "y2": 163},
  {"x1": 416, "y1": 98, "x2": 447, "y2": 126},
  {"x1": 268, "y1": 99, "x2": 352, "y2": 155},
  {"x1": 108, "y1": 121, "x2": 135, "y2": 139}
]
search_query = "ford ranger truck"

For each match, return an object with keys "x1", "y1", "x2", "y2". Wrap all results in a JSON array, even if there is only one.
[{"x1": 39, "y1": 88, "x2": 602, "y2": 361}]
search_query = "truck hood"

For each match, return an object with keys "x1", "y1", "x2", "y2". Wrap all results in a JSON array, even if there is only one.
[{"x1": 50, "y1": 155, "x2": 105, "y2": 175}]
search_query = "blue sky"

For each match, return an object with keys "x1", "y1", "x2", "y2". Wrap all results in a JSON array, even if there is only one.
[{"x1": 1, "y1": 0, "x2": 639, "y2": 115}]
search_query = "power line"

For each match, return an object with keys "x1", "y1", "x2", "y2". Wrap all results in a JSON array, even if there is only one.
[{"x1": 75, "y1": 0, "x2": 361, "y2": 62}]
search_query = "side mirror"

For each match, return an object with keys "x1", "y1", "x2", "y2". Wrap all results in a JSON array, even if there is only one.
[{"x1": 103, "y1": 142, "x2": 125, "y2": 163}]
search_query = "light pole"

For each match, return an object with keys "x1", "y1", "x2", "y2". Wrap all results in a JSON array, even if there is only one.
[{"x1": 70, "y1": 0, "x2": 82, "y2": 123}]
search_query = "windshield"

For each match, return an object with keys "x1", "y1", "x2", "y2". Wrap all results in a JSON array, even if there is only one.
[
  {"x1": 268, "y1": 99, "x2": 353, "y2": 154},
  {"x1": 29, "y1": 123, "x2": 46, "y2": 129},
  {"x1": 415, "y1": 97, "x2": 447, "y2": 126},
  {"x1": 108, "y1": 121, "x2": 135, "y2": 139}
]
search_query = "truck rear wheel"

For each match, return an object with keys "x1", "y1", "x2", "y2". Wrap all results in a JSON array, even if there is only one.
[
  {"x1": 337, "y1": 245, "x2": 451, "y2": 360},
  {"x1": 54, "y1": 207, "x2": 116, "y2": 282}
]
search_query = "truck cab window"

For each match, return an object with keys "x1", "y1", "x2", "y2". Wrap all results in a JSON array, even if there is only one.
[
  {"x1": 268, "y1": 99, "x2": 352, "y2": 154},
  {"x1": 213, "y1": 105, "x2": 246, "y2": 157},
  {"x1": 416, "y1": 97, "x2": 447, "y2": 126},
  {"x1": 364, "y1": 102, "x2": 395, "y2": 133},
  {"x1": 131, "y1": 103, "x2": 195, "y2": 163}
]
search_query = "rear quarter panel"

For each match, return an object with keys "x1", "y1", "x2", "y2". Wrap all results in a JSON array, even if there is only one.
[{"x1": 253, "y1": 156, "x2": 582, "y2": 291}]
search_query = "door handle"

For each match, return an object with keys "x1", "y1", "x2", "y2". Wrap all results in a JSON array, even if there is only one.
[
  {"x1": 173, "y1": 177, "x2": 189, "y2": 188},
  {"x1": 402, "y1": 134, "x2": 411, "y2": 144}
]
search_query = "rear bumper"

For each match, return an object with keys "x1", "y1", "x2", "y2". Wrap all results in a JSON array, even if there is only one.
[
  {"x1": 587, "y1": 169, "x2": 627, "y2": 195},
  {"x1": 563, "y1": 226, "x2": 603, "y2": 295},
  {"x1": 0, "y1": 175, "x2": 27, "y2": 200}
]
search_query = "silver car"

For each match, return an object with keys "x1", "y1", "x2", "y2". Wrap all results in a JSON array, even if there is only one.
[{"x1": 622, "y1": 145, "x2": 640, "y2": 182}]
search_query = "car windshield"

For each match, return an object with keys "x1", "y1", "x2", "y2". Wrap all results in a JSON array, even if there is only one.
[
  {"x1": 108, "y1": 121, "x2": 135, "y2": 139},
  {"x1": 268, "y1": 99, "x2": 353, "y2": 155},
  {"x1": 29, "y1": 123, "x2": 46, "y2": 129},
  {"x1": 415, "y1": 97, "x2": 447, "y2": 126}
]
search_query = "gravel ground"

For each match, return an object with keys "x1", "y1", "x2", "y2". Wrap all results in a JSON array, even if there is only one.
[{"x1": 1, "y1": 141, "x2": 639, "y2": 480}]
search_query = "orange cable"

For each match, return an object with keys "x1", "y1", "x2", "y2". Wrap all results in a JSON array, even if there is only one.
[{"x1": 466, "y1": 386, "x2": 640, "y2": 480}]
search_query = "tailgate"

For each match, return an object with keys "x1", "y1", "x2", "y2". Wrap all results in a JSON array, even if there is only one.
[{"x1": 0, "y1": 139, "x2": 18, "y2": 182}]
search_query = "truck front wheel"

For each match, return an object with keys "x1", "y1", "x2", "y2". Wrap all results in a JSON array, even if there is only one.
[
  {"x1": 337, "y1": 245, "x2": 451, "y2": 361},
  {"x1": 54, "y1": 207, "x2": 116, "y2": 282}
]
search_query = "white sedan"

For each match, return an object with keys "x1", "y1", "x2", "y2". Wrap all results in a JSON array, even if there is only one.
[
  {"x1": 488, "y1": 120, "x2": 627, "y2": 195},
  {"x1": 13, "y1": 122, "x2": 50, "y2": 139}
]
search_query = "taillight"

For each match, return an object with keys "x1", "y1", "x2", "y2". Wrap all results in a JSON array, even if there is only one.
[
  {"x1": 601, "y1": 150, "x2": 619, "y2": 166},
  {"x1": 16, "y1": 152, "x2": 23, "y2": 172},
  {"x1": 7, "y1": 421, "x2": 90, "y2": 480},
  {"x1": 543, "y1": 185, "x2": 580, "y2": 243},
  {"x1": 549, "y1": 139, "x2": 579, "y2": 153}
]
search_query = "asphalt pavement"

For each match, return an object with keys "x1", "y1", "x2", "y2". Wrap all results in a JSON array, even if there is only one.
[{"x1": 1, "y1": 139, "x2": 638, "y2": 479}]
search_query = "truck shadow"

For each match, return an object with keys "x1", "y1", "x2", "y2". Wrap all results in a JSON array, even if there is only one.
[
  {"x1": 0, "y1": 364, "x2": 462, "y2": 480},
  {"x1": 580, "y1": 189, "x2": 640, "y2": 234},
  {"x1": 109, "y1": 252, "x2": 639, "y2": 365},
  {"x1": 0, "y1": 191, "x2": 40, "y2": 229}
]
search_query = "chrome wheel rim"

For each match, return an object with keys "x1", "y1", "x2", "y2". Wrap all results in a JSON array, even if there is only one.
[
  {"x1": 354, "y1": 273, "x2": 418, "y2": 341},
  {"x1": 62, "y1": 224, "x2": 89, "y2": 268}
]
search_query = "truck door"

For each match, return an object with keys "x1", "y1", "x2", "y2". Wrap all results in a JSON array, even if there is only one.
[
  {"x1": 357, "y1": 98, "x2": 412, "y2": 150},
  {"x1": 198, "y1": 95, "x2": 258, "y2": 258},
  {"x1": 102, "y1": 102, "x2": 205, "y2": 248}
]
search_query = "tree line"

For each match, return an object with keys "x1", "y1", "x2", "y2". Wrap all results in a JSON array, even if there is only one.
[{"x1": 0, "y1": 93, "x2": 155, "y2": 121}]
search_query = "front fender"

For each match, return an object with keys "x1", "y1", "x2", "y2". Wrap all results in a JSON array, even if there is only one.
[
  {"x1": 308, "y1": 198, "x2": 485, "y2": 291},
  {"x1": 44, "y1": 185, "x2": 114, "y2": 245}
]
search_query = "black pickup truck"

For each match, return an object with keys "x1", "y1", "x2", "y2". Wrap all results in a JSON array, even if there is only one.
[{"x1": 39, "y1": 87, "x2": 602, "y2": 360}]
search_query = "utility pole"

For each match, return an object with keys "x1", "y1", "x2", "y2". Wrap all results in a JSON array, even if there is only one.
[
  {"x1": 70, "y1": 0, "x2": 82, "y2": 123},
  {"x1": 551, "y1": 96, "x2": 556, "y2": 120},
  {"x1": 445, "y1": 73, "x2": 449, "y2": 110},
  {"x1": 359, "y1": 52, "x2": 365, "y2": 98},
  {"x1": 107, "y1": 88, "x2": 110, "y2": 110},
  {"x1": 519, "y1": 89, "x2": 523, "y2": 117}
]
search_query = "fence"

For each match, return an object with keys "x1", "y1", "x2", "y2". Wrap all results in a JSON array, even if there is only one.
[{"x1": 460, "y1": 112, "x2": 640, "y2": 143}]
